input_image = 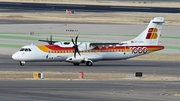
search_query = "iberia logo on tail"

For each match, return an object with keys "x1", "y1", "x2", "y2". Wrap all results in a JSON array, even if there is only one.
[{"x1": 146, "y1": 28, "x2": 158, "y2": 39}]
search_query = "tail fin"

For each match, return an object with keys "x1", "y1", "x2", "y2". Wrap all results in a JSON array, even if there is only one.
[{"x1": 123, "y1": 17, "x2": 164, "y2": 45}]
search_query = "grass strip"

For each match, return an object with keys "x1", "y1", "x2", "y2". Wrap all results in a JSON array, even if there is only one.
[
  {"x1": 0, "y1": 35, "x2": 91, "y2": 42},
  {"x1": 0, "y1": 35, "x2": 40, "y2": 40},
  {"x1": 1, "y1": 32, "x2": 180, "y2": 39},
  {"x1": 0, "y1": 44, "x2": 23, "y2": 48},
  {"x1": 161, "y1": 36, "x2": 180, "y2": 39},
  {"x1": 165, "y1": 46, "x2": 180, "y2": 50}
]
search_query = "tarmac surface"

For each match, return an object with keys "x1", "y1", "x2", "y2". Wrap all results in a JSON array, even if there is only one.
[
  {"x1": 0, "y1": 1, "x2": 180, "y2": 13},
  {"x1": 0, "y1": 80, "x2": 180, "y2": 101},
  {"x1": 0, "y1": 55, "x2": 180, "y2": 101},
  {"x1": 0, "y1": 55, "x2": 180, "y2": 76},
  {"x1": 105, "y1": 0, "x2": 180, "y2": 2}
]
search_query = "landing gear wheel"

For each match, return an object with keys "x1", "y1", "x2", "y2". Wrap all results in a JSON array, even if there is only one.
[
  {"x1": 19, "y1": 61, "x2": 25, "y2": 66},
  {"x1": 73, "y1": 63, "x2": 80, "y2": 66},
  {"x1": 86, "y1": 61, "x2": 93, "y2": 66}
]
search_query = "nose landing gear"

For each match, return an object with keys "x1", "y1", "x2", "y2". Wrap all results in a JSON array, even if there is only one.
[{"x1": 19, "y1": 61, "x2": 25, "y2": 66}]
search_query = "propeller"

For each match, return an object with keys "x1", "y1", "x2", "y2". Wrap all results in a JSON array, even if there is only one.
[
  {"x1": 39, "y1": 35, "x2": 58, "y2": 45},
  {"x1": 72, "y1": 35, "x2": 81, "y2": 58}
]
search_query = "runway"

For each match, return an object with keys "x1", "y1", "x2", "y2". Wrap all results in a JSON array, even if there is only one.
[
  {"x1": 1, "y1": 56, "x2": 180, "y2": 101},
  {"x1": 0, "y1": 1, "x2": 180, "y2": 13},
  {"x1": 1, "y1": 79, "x2": 180, "y2": 101}
]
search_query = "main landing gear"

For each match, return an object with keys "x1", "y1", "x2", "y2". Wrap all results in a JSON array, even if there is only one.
[
  {"x1": 73, "y1": 61, "x2": 93, "y2": 66},
  {"x1": 73, "y1": 63, "x2": 80, "y2": 66},
  {"x1": 19, "y1": 61, "x2": 25, "y2": 66},
  {"x1": 86, "y1": 61, "x2": 93, "y2": 66}
]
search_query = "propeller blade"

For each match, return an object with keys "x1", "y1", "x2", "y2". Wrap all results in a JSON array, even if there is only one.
[
  {"x1": 75, "y1": 35, "x2": 78, "y2": 44},
  {"x1": 77, "y1": 48, "x2": 81, "y2": 56},
  {"x1": 71, "y1": 35, "x2": 81, "y2": 58},
  {"x1": 72, "y1": 38, "x2": 75, "y2": 45},
  {"x1": 74, "y1": 49, "x2": 77, "y2": 58}
]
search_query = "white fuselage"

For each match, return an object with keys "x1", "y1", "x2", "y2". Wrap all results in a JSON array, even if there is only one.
[{"x1": 12, "y1": 44, "x2": 163, "y2": 63}]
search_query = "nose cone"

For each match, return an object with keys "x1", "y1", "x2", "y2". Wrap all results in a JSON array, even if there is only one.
[{"x1": 12, "y1": 52, "x2": 19, "y2": 60}]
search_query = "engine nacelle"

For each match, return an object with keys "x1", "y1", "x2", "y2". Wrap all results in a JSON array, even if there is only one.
[
  {"x1": 78, "y1": 43, "x2": 95, "y2": 51},
  {"x1": 66, "y1": 57, "x2": 85, "y2": 63},
  {"x1": 55, "y1": 42, "x2": 95, "y2": 51},
  {"x1": 66, "y1": 56, "x2": 94, "y2": 66}
]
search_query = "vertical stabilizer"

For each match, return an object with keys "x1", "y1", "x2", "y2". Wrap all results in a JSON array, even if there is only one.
[{"x1": 123, "y1": 17, "x2": 164, "y2": 45}]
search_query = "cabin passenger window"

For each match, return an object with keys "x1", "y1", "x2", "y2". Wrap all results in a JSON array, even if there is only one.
[{"x1": 25, "y1": 49, "x2": 28, "y2": 51}]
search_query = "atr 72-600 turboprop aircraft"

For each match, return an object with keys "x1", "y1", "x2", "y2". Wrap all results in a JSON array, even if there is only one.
[{"x1": 12, "y1": 17, "x2": 164, "y2": 66}]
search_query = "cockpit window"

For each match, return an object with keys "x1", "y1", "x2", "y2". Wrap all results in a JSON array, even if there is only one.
[
  {"x1": 20, "y1": 48, "x2": 31, "y2": 52},
  {"x1": 25, "y1": 49, "x2": 28, "y2": 51},
  {"x1": 20, "y1": 48, "x2": 24, "y2": 51}
]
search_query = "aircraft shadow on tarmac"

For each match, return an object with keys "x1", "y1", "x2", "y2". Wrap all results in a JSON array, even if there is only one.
[{"x1": 12, "y1": 60, "x2": 173, "y2": 68}]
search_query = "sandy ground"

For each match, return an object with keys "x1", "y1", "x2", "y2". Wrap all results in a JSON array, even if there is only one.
[
  {"x1": 0, "y1": 71, "x2": 180, "y2": 81},
  {"x1": 130, "y1": 54, "x2": 180, "y2": 61},
  {"x1": 1, "y1": 12, "x2": 180, "y2": 25}
]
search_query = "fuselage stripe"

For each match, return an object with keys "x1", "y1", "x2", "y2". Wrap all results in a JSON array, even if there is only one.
[{"x1": 37, "y1": 45, "x2": 164, "y2": 53}]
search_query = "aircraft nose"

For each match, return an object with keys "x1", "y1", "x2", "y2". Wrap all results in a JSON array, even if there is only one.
[{"x1": 12, "y1": 52, "x2": 19, "y2": 60}]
